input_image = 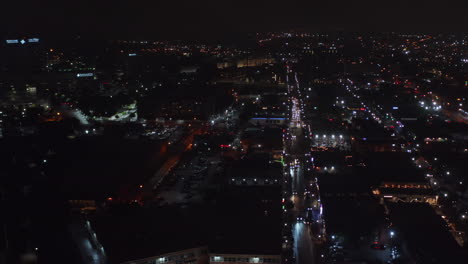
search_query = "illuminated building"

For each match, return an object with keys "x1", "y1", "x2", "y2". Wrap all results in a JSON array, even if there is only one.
[{"x1": 373, "y1": 182, "x2": 438, "y2": 204}]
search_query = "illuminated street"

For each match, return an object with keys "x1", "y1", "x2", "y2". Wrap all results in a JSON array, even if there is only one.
[{"x1": 284, "y1": 67, "x2": 317, "y2": 264}]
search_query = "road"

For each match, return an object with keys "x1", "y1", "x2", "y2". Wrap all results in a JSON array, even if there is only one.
[
  {"x1": 69, "y1": 219, "x2": 106, "y2": 264},
  {"x1": 293, "y1": 222, "x2": 315, "y2": 264},
  {"x1": 288, "y1": 129, "x2": 316, "y2": 264},
  {"x1": 285, "y1": 66, "x2": 316, "y2": 264}
]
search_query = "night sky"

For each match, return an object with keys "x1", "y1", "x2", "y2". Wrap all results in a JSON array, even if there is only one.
[{"x1": 2, "y1": 0, "x2": 467, "y2": 39}]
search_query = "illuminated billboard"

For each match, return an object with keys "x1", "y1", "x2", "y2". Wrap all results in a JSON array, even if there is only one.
[
  {"x1": 5, "y1": 38, "x2": 40, "y2": 44},
  {"x1": 76, "y1": 73, "x2": 94, "y2": 78}
]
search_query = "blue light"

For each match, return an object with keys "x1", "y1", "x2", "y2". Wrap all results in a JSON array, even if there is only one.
[
  {"x1": 28, "y1": 38, "x2": 40, "y2": 43},
  {"x1": 251, "y1": 117, "x2": 285, "y2": 120},
  {"x1": 76, "y1": 73, "x2": 94, "y2": 78},
  {"x1": 6, "y1": 39, "x2": 19, "y2": 44}
]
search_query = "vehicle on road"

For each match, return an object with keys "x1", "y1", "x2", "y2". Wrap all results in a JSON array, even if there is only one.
[{"x1": 370, "y1": 243, "x2": 386, "y2": 250}]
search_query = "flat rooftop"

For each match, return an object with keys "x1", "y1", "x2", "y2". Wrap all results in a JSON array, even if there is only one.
[
  {"x1": 225, "y1": 153, "x2": 282, "y2": 180},
  {"x1": 317, "y1": 152, "x2": 426, "y2": 195},
  {"x1": 209, "y1": 186, "x2": 282, "y2": 255},
  {"x1": 321, "y1": 196, "x2": 385, "y2": 242},
  {"x1": 49, "y1": 136, "x2": 166, "y2": 200},
  {"x1": 92, "y1": 205, "x2": 210, "y2": 264},
  {"x1": 388, "y1": 203, "x2": 468, "y2": 263},
  {"x1": 359, "y1": 152, "x2": 426, "y2": 183},
  {"x1": 92, "y1": 186, "x2": 282, "y2": 263},
  {"x1": 241, "y1": 127, "x2": 283, "y2": 149}
]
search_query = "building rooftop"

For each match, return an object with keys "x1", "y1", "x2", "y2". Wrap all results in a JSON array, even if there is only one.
[
  {"x1": 388, "y1": 203, "x2": 468, "y2": 263},
  {"x1": 209, "y1": 186, "x2": 282, "y2": 255},
  {"x1": 49, "y1": 136, "x2": 166, "y2": 201},
  {"x1": 321, "y1": 196, "x2": 385, "y2": 242},
  {"x1": 92, "y1": 205, "x2": 210, "y2": 264},
  {"x1": 225, "y1": 153, "x2": 282, "y2": 180},
  {"x1": 359, "y1": 152, "x2": 427, "y2": 183},
  {"x1": 92, "y1": 186, "x2": 282, "y2": 263}
]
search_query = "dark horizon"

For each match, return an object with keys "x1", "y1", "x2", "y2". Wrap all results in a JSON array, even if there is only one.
[{"x1": 2, "y1": 0, "x2": 467, "y2": 40}]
